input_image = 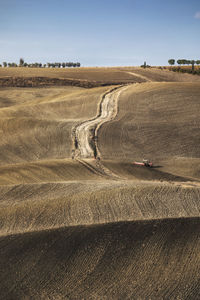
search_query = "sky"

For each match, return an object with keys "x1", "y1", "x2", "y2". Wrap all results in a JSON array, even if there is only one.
[{"x1": 0, "y1": 0, "x2": 200, "y2": 66}]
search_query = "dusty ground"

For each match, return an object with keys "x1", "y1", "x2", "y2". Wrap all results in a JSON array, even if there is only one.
[
  {"x1": 1, "y1": 218, "x2": 199, "y2": 300},
  {"x1": 98, "y1": 82, "x2": 200, "y2": 180},
  {"x1": 0, "y1": 66, "x2": 200, "y2": 87},
  {"x1": 0, "y1": 67, "x2": 200, "y2": 299}
]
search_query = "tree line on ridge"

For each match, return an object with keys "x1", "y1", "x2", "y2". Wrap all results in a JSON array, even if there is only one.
[{"x1": 0, "y1": 58, "x2": 81, "y2": 68}]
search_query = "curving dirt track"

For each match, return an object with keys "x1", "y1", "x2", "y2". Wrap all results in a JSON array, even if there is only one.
[
  {"x1": 0, "y1": 68, "x2": 200, "y2": 299},
  {"x1": 126, "y1": 71, "x2": 152, "y2": 82},
  {"x1": 98, "y1": 82, "x2": 200, "y2": 180},
  {"x1": 74, "y1": 85, "x2": 128, "y2": 159}
]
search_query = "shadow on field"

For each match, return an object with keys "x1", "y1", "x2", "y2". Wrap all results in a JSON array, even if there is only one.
[
  {"x1": 151, "y1": 165, "x2": 162, "y2": 169},
  {"x1": 0, "y1": 217, "x2": 199, "y2": 299},
  {"x1": 103, "y1": 160, "x2": 193, "y2": 182}
]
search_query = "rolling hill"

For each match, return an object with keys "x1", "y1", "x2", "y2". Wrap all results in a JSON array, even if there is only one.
[{"x1": 0, "y1": 67, "x2": 199, "y2": 299}]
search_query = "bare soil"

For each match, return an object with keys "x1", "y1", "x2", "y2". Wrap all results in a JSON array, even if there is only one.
[
  {"x1": 98, "y1": 82, "x2": 200, "y2": 180},
  {"x1": 0, "y1": 218, "x2": 199, "y2": 300},
  {"x1": 0, "y1": 66, "x2": 200, "y2": 88},
  {"x1": 0, "y1": 68, "x2": 200, "y2": 299}
]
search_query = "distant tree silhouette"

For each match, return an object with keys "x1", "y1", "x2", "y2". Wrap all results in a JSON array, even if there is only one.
[
  {"x1": 177, "y1": 59, "x2": 190, "y2": 66},
  {"x1": 168, "y1": 59, "x2": 175, "y2": 66},
  {"x1": 1, "y1": 59, "x2": 81, "y2": 69},
  {"x1": 19, "y1": 58, "x2": 24, "y2": 66},
  {"x1": 186, "y1": 60, "x2": 191, "y2": 65},
  {"x1": 191, "y1": 60, "x2": 195, "y2": 73},
  {"x1": 177, "y1": 59, "x2": 183, "y2": 65}
]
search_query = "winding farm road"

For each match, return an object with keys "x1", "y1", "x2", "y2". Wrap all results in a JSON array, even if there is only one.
[
  {"x1": 74, "y1": 85, "x2": 129, "y2": 159},
  {"x1": 126, "y1": 71, "x2": 152, "y2": 82}
]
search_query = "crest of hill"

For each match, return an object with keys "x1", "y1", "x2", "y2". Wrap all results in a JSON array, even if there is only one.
[{"x1": 0, "y1": 67, "x2": 200, "y2": 88}]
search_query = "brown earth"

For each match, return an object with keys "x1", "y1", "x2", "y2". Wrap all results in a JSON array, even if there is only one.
[
  {"x1": 0, "y1": 67, "x2": 145, "y2": 87},
  {"x1": 0, "y1": 67, "x2": 200, "y2": 299},
  {"x1": 120, "y1": 66, "x2": 200, "y2": 82},
  {"x1": 1, "y1": 218, "x2": 199, "y2": 300},
  {"x1": 98, "y1": 82, "x2": 200, "y2": 180},
  {"x1": 0, "y1": 66, "x2": 200, "y2": 88},
  {"x1": 0, "y1": 85, "x2": 111, "y2": 165}
]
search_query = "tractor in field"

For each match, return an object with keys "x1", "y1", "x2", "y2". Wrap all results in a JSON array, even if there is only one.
[{"x1": 133, "y1": 159, "x2": 153, "y2": 168}]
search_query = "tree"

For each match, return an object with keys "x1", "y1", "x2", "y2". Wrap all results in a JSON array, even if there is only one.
[
  {"x1": 19, "y1": 58, "x2": 24, "y2": 66},
  {"x1": 3, "y1": 62, "x2": 7, "y2": 67},
  {"x1": 191, "y1": 60, "x2": 195, "y2": 73},
  {"x1": 196, "y1": 60, "x2": 200, "y2": 65},
  {"x1": 177, "y1": 59, "x2": 183, "y2": 65},
  {"x1": 62, "y1": 62, "x2": 66, "y2": 68},
  {"x1": 181, "y1": 59, "x2": 187, "y2": 65},
  {"x1": 168, "y1": 59, "x2": 175, "y2": 66},
  {"x1": 76, "y1": 62, "x2": 81, "y2": 67}
]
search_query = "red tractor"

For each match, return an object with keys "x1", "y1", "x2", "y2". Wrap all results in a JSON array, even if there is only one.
[{"x1": 133, "y1": 159, "x2": 153, "y2": 168}]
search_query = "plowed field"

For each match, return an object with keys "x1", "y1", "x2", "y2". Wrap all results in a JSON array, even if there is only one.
[{"x1": 0, "y1": 67, "x2": 200, "y2": 299}]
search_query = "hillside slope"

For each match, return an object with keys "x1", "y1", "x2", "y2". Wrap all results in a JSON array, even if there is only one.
[
  {"x1": 0, "y1": 70, "x2": 200, "y2": 299},
  {"x1": 1, "y1": 218, "x2": 199, "y2": 300},
  {"x1": 0, "y1": 66, "x2": 200, "y2": 88},
  {"x1": 0, "y1": 86, "x2": 110, "y2": 165},
  {"x1": 98, "y1": 82, "x2": 200, "y2": 180}
]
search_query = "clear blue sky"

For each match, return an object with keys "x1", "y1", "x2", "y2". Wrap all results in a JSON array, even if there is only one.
[{"x1": 0, "y1": 0, "x2": 200, "y2": 66}]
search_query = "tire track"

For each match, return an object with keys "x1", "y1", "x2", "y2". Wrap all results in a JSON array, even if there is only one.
[
  {"x1": 72, "y1": 85, "x2": 130, "y2": 177},
  {"x1": 126, "y1": 71, "x2": 152, "y2": 82}
]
